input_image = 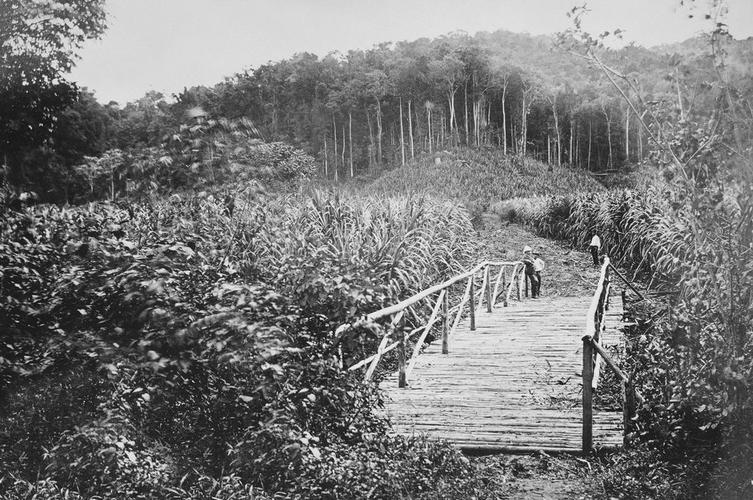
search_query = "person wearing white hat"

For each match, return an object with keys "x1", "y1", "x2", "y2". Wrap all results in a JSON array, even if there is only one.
[
  {"x1": 521, "y1": 246, "x2": 539, "y2": 298},
  {"x1": 588, "y1": 234, "x2": 601, "y2": 266}
]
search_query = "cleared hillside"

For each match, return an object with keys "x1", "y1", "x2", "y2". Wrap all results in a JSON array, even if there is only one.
[{"x1": 367, "y1": 149, "x2": 605, "y2": 207}]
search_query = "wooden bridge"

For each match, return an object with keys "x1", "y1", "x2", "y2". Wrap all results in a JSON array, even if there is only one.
[{"x1": 340, "y1": 258, "x2": 641, "y2": 454}]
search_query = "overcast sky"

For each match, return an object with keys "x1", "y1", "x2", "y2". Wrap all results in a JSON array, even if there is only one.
[{"x1": 68, "y1": 0, "x2": 753, "y2": 105}]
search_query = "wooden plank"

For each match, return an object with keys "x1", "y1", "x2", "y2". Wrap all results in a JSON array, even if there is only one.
[{"x1": 380, "y1": 292, "x2": 626, "y2": 451}]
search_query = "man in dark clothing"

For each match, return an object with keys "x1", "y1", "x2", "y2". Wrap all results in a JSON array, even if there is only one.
[{"x1": 589, "y1": 234, "x2": 601, "y2": 266}]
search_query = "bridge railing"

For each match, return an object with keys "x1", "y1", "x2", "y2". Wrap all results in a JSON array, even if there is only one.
[
  {"x1": 341, "y1": 260, "x2": 525, "y2": 387},
  {"x1": 581, "y1": 256, "x2": 643, "y2": 454}
]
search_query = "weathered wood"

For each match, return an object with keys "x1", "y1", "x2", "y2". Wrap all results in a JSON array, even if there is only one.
[
  {"x1": 365, "y1": 260, "x2": 517, "y2": 321},
  {"x1": 609, "y1": 263, "x2": 646, "y2": 300},
  {"x1": 382, "y1": 295, "x2": 625, "y2": 451},
  {"x1": 450, "y1": 277, "x2": 473, "y2": 335},
  {"x1": 469, "y1": 276, "x2": 476, "y2": 331},
  {"x1": 485, "y1": 266, "x2": 493, "y2": 313},
  {"x1": 582, "y1": 335, "x2": 594, "y2": 454},
  {"x1": 506, "y1": 263, "x2": 522, "y2": 305},
  {"x1": 588, "y1": 336, "x2": 628, "y2": 382},
  {"x1": 442, "y1": 291, "x2": 449, "y2": 354},
  {"x1": 502, "y1": 268, "x2": 508, "y2": 307},
  {"x1": 406, "y1": 290, "x2": 445, "y2": 379},
  {"x1": 491, "y1": 265, "x2": 505, "y2": 307},
  {"x1": 397, "y1": 323, "x2": 406, "y2": 388}
]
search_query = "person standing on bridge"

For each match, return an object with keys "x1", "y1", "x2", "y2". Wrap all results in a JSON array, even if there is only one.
[
  {"x1": 522, "y1": 246, "x2": 539, "y2": 298},
  {"x1": 588, "y1": 234, "x2": 601, "y2": 267},
  {"x1": 533, "y1": 252, "x2": 545, "y2": 296}
]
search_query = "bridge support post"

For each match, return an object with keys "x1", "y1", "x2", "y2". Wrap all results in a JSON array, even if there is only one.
[
  {"x1": 485, "y1": 266, "x2": 493, "y2": 313},
  {"x1": 502, "y1": 269, "x2": 508, "y2": 307},
  {"x1": 397, "y1": 325, "x2": 407, "y2": 388},
  {"x1": 469, "y1": 277, "x2": 476, "y2": 331},
  {"x1": 582, "y1": 335, "x2": 594, "y2": 454},
  {"x1": 442, "y1": 291, "x2": 449, "y2": 354}
]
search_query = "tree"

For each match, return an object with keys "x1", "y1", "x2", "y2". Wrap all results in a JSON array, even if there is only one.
[{"x1": 0, "y1": 0, "x2": 107, "y2": 189}]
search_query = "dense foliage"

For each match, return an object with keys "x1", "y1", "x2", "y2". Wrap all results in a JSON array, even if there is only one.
[
  {"x1": 0, "y1": 187, "x2": 500, "y2": 498},
  {"x1": 514, "y1": 160, "x2": 752, "y2": 498},
  {"x1": 0, "y1": 0, "x2": 107, "y2": 191}
]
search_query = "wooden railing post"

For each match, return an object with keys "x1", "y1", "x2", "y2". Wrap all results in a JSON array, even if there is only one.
[
  {"x1": 397, "y1": 323, "x2": 407, "y2": 388},
  {"x1": 485, "y1": 266, "x2": 493, "y2": 313},
  {"x1": 502, "y1": 268, "x2": 508, "y2": 307},
  {"x1": 582, "y1": 335, "x2": 594, "y2": 454},
  {"x1": 516, "y1": 268, "x2": 521, "y2": 301},
  {"x1": 442, "y1": 290, "x2": 449, "y2": 354},
  {"x1": 469, "y1": 276, "x2": 476, "y2": 331}
]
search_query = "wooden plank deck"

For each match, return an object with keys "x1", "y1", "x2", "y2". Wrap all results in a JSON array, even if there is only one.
[{"x1": 380, "y1": 291, "x2": 626, "y2": 452}]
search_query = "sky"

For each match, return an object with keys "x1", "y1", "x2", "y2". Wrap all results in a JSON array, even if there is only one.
[{"x1": 68, "y1": 0, "x2": 753, "y2": 105}]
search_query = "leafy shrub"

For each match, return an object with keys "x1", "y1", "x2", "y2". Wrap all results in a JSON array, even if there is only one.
[{"x1": 0, "y1": 187, "x2": 483, "y2": 498}]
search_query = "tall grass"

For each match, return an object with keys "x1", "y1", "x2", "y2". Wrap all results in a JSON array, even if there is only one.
[
  {"x1": 515, "y1": 189, "x2": 718, "y2": 288},
  {"x1": 515, "y1": 183, "x2": 753, "y2": 496},
  {"x1": 243, "y1": 190, "x2": 475, "y2": 301}
]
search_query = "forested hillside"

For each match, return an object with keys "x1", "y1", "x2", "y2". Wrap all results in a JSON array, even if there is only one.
[{"x1": 4, "y1": 27, "x2": 752, "y2": 203}]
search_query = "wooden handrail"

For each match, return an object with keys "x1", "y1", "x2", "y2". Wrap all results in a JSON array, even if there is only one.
[
  {"x1": 608, "y1": 263, "x2": 646, "y2": 301},
  {"x1": 582, "y1": 256, "x2": 643, "y2": 454},
  {"x1": 365, "y1": 260, "x2": 517, "y2": 321},
  {"x1": 585, "y1": 257, "x2": 611, "y2": 389},
  {"x1": 343, "y1": 260, "x2": 522, "y2": 383}
]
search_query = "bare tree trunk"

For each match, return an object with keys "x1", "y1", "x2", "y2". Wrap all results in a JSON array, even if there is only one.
[
  {"x1": 638, "y1": 117, "x2": 643, "y2": 162},
  {"x1": 349, "y1": 111, "x2": 354, "y2": 177},
  {"x1": 548, "y1": 94, "x2": 561, "y2": 166},
  {"x1": 625, "y1": 108, "x2": 630, "y2": 163},
  {"x1": 447, "y1": 90, "x2": 456, "y2": 146},
  {"x1": 366, "y1": 106, "x2": 375, "y2": 171},
  {"x1": 602, "y1": 105, "x2": 614, "y2": 170},
  {"x1": 426, "y1": 105, "x2": 433, "y2": 154},
  {"x1": 399, "y1": 97, "x2": 405, "y2": 166},
  {"x1": 521, "y1": 94, "x2": 528, "y2": 156},
  {"x1": 323, "y1": 134, "x2": 328, "y2": 178},
  {"x1": 569, "y1": 119, "x2": 574, "y2": 165},
  {"x1": 587, "y1": 120, "x2": 592, "y2": 172},
  {"x1": 408, "y1": 99, "x2": 414, "y2": 160},
  {"x1": 376, "y1": 98, "x2": 383, "y2": 165},
  {"x1": 486, "y1": 100, "x2": 492, "y2": 146},
  {"x1": 464, "y1": 80, "x2": 469, "y2": 146},
  {"x1": 341, "y1": 125, "x2": 345, "y2": 173},
  {"x1": 332, "y1": 115, "x2": 339, "y2": 182},
  {"x1": 441, "y1": 114, "x2": 446, "y2": 149},
  {"x1": 547, "y1": 134, "x2": 551, "y2": 164},
  {"x1": 501, "y1": 83, "x2": 508, "y2": 155}
]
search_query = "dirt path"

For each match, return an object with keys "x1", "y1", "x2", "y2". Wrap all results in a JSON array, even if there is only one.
[
  {"x1": 475, "y1": 213, "x2": 602, "y2": 298},
  {"x1": 471, "y1": 452, "x2": 607, "y2": 499},
  {"x1": 463, "y1": 214, "x2": 614, "y2": 499}
]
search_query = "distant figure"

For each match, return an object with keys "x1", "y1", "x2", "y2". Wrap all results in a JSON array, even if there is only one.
[
  {"x1": 588, "y1": 234, "x2": 601, "y2": 266},
  {"x1": 533, "y1": 252, "x2": 545, "y2": 296},
  {"x1": 522, "y1": 246, "x2": 539, "y2": 298}
]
